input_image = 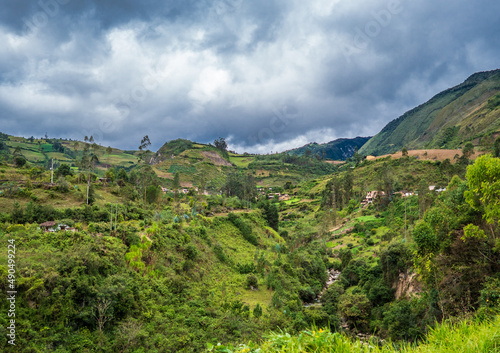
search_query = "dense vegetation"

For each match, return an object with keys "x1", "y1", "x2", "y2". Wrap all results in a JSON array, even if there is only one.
[{"x1": 0, "y1": 130, "x2": 499, "y2": 352}]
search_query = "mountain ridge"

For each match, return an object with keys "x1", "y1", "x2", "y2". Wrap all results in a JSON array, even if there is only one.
[
  {"x1": 285, "y1": 136, "x2": 371, "y2": 160},
  {"x1": 360, "y1": 69, "x2": 500, "y2": 156}
]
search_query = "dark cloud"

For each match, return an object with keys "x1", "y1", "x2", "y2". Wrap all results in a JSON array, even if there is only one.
[{"x1": 1, "y1": 0, "x2": 499, "y2": 153}]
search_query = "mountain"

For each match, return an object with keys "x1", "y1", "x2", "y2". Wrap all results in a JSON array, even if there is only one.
[
  {"x1": 285, "y1": 136, "x2": 371, "y2": 160},
  {"x1": 359, "y1": 69, "x2": 500, "y2": 156}
]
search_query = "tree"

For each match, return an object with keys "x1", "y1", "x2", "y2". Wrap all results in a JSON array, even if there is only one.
[
  {"x1": 338, "y1": 292, "x2": 371, "y2": 330},
  {"x1": 138, "y1": 136, "x2": 153, "y2": 204},
  {"x1": 89, "y1": 135, "x2": 94, "y2": 143},
  {"x1": 138, "y1": 135, "x2": 152, "y2": 163},
  {"x1": 14, "y1": 156, "x2": 27, "y2": 167},
  {"x1": 214, "y1": 137, "x2": 227, "y2": 152},
  {"x1": 494, "y1": 137, "x2": 500, "y2": 158},
  {"x1": 92, "y1": 297, "x2": 113, "y2": 332},
  {"x1": 462, "y1": 142, "x2": 475, "y2": 160},
  {"x1": 465, "y1": 154, "x2": 500, "y2": 225},
  {"x1": 84, "y1": 136, "x2": 89, "y2": 142},
  {"x1": 55, "y1": 164, "x2": 73, "y2": 178},
  {"x1": 260, "y1": 201, "x2": 279, "y2": 231},
  {"x1": 117, "y1": 168, "x2": 128, "y2": 183},
  {"x1": 106, "y1": 146, "x2": 113, "y2": 155},
  {"x1": 214, "y1": 137, "x2": 229, "y2": 158},
  {"x1": 402, "y1": 146, "x2": 409, "y2": 157},
  {"x1": 413, "y1": 220, "x2": 438, "y2": 256},
  {"x1": 80, "y1": 144, "x2": 99, "y2": 205},
  {"x1": 173, "y1": 172, "x2": 180, "y2": 190}
]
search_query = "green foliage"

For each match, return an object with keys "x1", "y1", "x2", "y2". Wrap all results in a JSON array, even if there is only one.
[
  {"x1": 157, "y1": 138, "x2": 193, "y2": 156},
  {"x1": 14, "y1": 155, "x2": 27, "y2": 167},
  {"x1": 494, "y1": 137, "x2": 500, "y2": 158},
  {"x1": 413, "y1": 220, "x2": 438, "y2": 256},
  {"x1": 360, "y1": 70, "x2": 500, "y2": 155},
  {"x1": 223, "y1": 172, "x2": 257, "y2": 202},
  {"x1": 55, "y1": 163, "x2": 73, "y2": 177},
  {"x1": 228, "y1": 213, "x2": 258, "y2": 246},
  {"x1": 383, "y1": 300, "x2": 423, "y2": 341},
  {"x1": 245, "y1": 274, "x2": 258, "y2": 289},
  {"x1": 338, "y1": 291, "x2": 371, "y2": 329},
  {"x1": 465, "y1": 154, "x2": 500, "y2": 224},
  {"x1": 213, "y1": 244, "x2": 229, "y2": 263},
  {"x1": 259, "y1": 202, "x2": 279, "y2": 231},
  {"x1": 379, "y1": 241, "x2": 413, "y2": 283},
  {"x1": 287, "y1": 137, "x2": 371, "y2": 161}
]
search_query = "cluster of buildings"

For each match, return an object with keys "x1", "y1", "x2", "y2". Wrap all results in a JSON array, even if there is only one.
[
  {"x1": 256, "y1": 187, "x2": 291, "y2": 201},
  {"x1": 361, "y1": 185, "x2": 447, "y2": 206}
]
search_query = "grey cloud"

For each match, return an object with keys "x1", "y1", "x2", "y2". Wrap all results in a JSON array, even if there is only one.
[{"x1": 1, "y1": 0, "x2": 500, "y2": 153}]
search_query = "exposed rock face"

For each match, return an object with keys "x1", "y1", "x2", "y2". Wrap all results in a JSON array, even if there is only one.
[
  {"x1": 201, "y1": 151, "x2": 232, "y2": 166},
  {"x1": 394, "y1": 270, "x2": 422, "y2": 300}
]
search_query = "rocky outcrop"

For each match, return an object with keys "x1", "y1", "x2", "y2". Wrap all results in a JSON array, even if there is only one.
[
  {"x1": 394, "y1": 270, "x2": 422, "y2": 300},
  {"x1": 201, "y1": 151, "x2": 232, "y2": 166}
]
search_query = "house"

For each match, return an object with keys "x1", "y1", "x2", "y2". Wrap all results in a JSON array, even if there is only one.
[
  {"x1": 39, "y1": 221, "x2": 57, "y2": 232},
  {"x1": 429, "y1": 186, "x2": 446, "y2": 192},
  {"x1": 161, "y1": 187, "x2": 169, "y2": 193},
  {"x1": 361, "y1": 191, "x2": 386, "y2": 205},
  {"x1": 279, "y1": 194, "x2": 290, "y2": 201},
  {"x1": 39, "y1": 221, "x2": 75, "y2": 232}
]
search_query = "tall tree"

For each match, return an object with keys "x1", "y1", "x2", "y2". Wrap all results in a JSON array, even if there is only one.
[
  {"x1": 138, "y1": 135, "x2": 152, "y2": 164},
  {"x1": 138, "y1": 135, "x2": 153, "y2": 204},
  {"x1": 214, "y1": 137, "x2": 229, "y2": 158},
  {"x1": 465, "y1": 154, "x2": 500, "y2": 226},
  {"x1": 494, "y1": 137, "x2": 500, "y2": 158}
]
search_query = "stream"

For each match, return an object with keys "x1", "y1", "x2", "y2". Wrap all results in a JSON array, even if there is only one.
[{"x1": 303, "y1": 269, "x2": 341, "y2": 307}]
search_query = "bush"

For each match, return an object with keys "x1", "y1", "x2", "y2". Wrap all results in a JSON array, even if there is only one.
[
  {"x1": 184, "y1": 244, "x2": 198, "y2": 260},
  {"x1": 299, "y1": 287, "x2": 316, "y2": 303},
  {"x1": 237, "y1": 262, "x2": 256, "y2": 274},
  {"x1": 245, "y1": 274, "x2": 258, "y2": 289},
  {"x1": 213, "y1": 244, "x2": 228, "y2": 263},
  {"x1": 228, "y1": 213, "x2": 258, "y2": 246}
]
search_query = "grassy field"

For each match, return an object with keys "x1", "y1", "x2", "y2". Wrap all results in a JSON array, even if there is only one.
[
  {"x1": 366, "y1": 149, "x2": 486, "y2": 162},
  {"x1": 214, "y1": 316, "x2": 500, "y2": 352}
]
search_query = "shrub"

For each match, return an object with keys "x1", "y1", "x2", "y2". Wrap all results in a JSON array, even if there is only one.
[
  {"x1": 213, "y1": 244, "x2": 228, "y2": 263},
  {"x1": 245, "y1": 274, "x2": 258, "y2": 289},
  {"x1": 184, "y1": 244, "x2": 198, "y2": 260},
  {"x1": 299, "y1": 287, "x2": 316, "y2": 303},
  {"x1": 237, "y1": 262, "x2": 256, "y2": 274},
  {"x1": 228, "y1": 213, "x2": 258, "y2": 246}
]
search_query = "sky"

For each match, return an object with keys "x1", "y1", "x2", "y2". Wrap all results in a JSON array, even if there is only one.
[{"x1": 1, "y1": 0, "x2": 499, "y2": 154}]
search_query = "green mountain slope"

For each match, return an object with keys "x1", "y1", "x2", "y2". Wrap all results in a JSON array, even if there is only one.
[
  {"x1": 360, "y1": 69, "x2": 500, "y2": 156},
  {"x1": 286, "y1": 136, "x2": 371, "y2": 160}
]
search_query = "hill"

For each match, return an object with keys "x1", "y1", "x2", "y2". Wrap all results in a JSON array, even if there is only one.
[
  {"x1": 1, "y1": 130, "x2": 499, "y2": 352},
  {"x1": 360, "y1": 69, "x2": 500, "y2": 156},
  {"x1": 286, "y1": 136, "x2": 371, "y2": 160}
]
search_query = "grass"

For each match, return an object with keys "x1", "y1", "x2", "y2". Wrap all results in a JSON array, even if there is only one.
[
  {"x1": 230, "y1": 155, "x2": 255, "y2": 168},
  {"x1": 210, "y1": 316, "x2": 500, "y2": 352}
]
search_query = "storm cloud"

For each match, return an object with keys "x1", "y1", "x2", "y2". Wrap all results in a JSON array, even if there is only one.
[{"x1": 1, "y1": 0, "x2": 499, "y2": 152}]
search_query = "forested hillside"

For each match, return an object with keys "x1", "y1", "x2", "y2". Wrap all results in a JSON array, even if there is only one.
[
  {"x1": 0, "y1": 130, "x2": 499, "y2": 352},
  {"x1": 285, "y1": 137, "x2": 371, "y2": 161},
  {"x1": 360, "y1": 69, "x2": 500, "y2": 156}
]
